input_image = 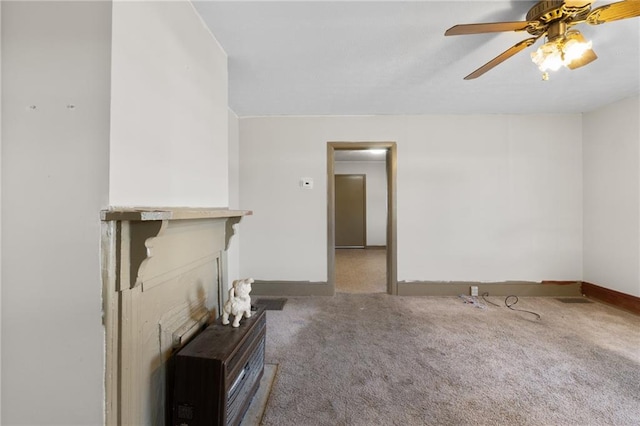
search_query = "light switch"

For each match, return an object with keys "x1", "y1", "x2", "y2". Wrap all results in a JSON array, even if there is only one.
[{"x1": 300, "y1": 177, "x2": 314, "y2": 189}]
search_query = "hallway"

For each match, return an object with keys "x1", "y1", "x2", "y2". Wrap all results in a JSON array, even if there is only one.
[{"x1": 335, "y1": 248, "x2": 386, "y2": 293}]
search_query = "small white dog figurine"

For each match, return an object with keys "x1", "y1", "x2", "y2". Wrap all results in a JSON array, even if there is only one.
[{"x1": 222, "y1": 278, "x2": 253, "y2": 327}]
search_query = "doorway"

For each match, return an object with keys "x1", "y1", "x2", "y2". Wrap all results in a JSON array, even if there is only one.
[{"x1": 327, "y1": 142, "x2": 397, "y2": 295}]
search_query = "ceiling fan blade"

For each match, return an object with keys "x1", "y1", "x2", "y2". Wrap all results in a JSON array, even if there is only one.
[
  {"x1": 586, "y1": 0, "x2": 640, "y2": 25},
  {"x1": 567, "y1": 48, "x2": 598, "y2": 69},
  {"x1": 464, "y1": 37, "x2": 539, "y2": 80},
  {"x1": 445, "y1": 21, "x2": 530, "y2": 36}
]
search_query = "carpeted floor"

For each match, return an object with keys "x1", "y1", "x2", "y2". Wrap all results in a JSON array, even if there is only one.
[
  {"x1": 335, "y1": 248, "x2": 386, "y2": 293},
  {"x1": 259, "y1": 293, "x2": 640, "y2": 425}
]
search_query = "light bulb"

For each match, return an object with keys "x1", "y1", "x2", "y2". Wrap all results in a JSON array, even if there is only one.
[
  {"x1": 531, "y1": 41, "x2": 564, "y2": 72},
  {"x1": 563, "y1": 38, "x2": 592, "y2": 63}
]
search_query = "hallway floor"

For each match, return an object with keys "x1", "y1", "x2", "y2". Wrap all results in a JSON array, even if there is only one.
[{"x1": 335, "y1": 248, "x2": 386, "y2": 293}]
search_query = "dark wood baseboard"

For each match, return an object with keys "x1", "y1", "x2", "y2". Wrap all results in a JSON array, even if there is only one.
[{"x1": 581, "y1": 282, "x2": 640, "y2": 315}]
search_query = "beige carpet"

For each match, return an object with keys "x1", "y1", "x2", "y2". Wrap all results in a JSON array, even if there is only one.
[
  {"x1": 335, "y1": 248, "x2": 386, "y2": 293},
  {"x1": 260, "y1": 293, "x2": 640, "y2": 425}
]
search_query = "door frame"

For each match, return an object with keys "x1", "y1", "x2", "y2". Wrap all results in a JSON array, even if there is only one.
[{"x1": 327, "y1": 141, "x2": 397, "y2": 295}]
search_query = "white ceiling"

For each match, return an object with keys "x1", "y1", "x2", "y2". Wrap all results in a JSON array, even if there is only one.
[{"x1": 194, "y1": 1, "x2": 640, "y2": 117}]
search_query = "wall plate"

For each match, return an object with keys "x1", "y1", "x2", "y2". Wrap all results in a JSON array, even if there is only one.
[{"x1": 300, "y1": 177, "x2": 313, "y2": 189}]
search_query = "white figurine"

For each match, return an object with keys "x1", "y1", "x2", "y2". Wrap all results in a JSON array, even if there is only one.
[{"x1": 222, "y1": 278, "x2": 253, "y2": 327}]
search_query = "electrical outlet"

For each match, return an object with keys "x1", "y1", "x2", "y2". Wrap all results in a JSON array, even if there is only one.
[{"x1": 470, "y1": 286, "x2": 478, "y2": 297}]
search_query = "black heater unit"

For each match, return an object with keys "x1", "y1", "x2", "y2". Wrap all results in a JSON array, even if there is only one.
[{"x1": 172, "y1": 306, "x2": 266, "y2": 426}]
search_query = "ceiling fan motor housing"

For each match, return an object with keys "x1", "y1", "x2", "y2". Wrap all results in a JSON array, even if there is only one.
[
  {"x1": 525, "y1": 0, "x2": 593, "y2": 36},
  {"x1": 526, "y1": 1, "x2": 567, "y2": 23},
  {"x1": 548, "y1": 21, "x2": 567, "y2": 41}
]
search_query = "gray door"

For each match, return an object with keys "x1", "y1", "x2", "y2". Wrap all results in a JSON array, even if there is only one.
[{"x1": 335, "y1": 174, "x2": 366, "y2": 247}]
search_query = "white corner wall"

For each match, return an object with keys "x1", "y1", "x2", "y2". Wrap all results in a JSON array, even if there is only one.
[
  {"x1": 583, "y1": 95, "x2": 640, "y2": 297},
  {"x1": 228, "y1": 109, "x2": 241, "y2": 284},
  {"x1": 0, "y1": 3, "x2": 3, "y2": 418},
  {"x1": 109, "y1": 0, "x2": 228, "y2": 207},
  {"x1": 1, "y1": 1, "x2": 112, "y2": 424},
  {"x1": 239, "y1": 115, "x2": 583, "y2": 283},
  {"x1": 334, "y1": 160, "x2": 387, "y2": 246}
]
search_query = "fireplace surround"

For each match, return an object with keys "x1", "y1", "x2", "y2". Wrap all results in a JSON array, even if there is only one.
[{"x1": 101, "y1": 208, "x2": 251, "y2": 425}]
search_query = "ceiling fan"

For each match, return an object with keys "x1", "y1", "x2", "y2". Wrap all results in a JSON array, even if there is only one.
[{"x1": 445, "y1": 0, "x2": 640, "y2": 80}]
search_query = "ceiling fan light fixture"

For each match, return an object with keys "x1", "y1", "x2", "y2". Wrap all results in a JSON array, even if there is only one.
[
  {"x1": 531, "y1": 40, "x2": 564, "y2": 71},
  {"x1": 564, "y1": 30, "x2": 593, "y2": 61},
  {"x1": 446, "y1": 0, "x2": 640, "y2": 80},
  {"x1": 530, "y1": 30, "x2": 593, "y2": 75}
]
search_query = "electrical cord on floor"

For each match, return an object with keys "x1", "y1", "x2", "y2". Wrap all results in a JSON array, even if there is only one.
[
  {"x1": 504, "y1": 295, "x2": 541, "y2": 320},
  {"x1": 482, "y1": 292, "x2": 541, "y2": 320},
  {"x1": 481, "y1": 292, "x2": 500, "y2": 307}
]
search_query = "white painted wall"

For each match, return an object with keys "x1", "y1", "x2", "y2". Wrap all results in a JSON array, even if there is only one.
[
  {"x1": 1, "y1": 2, "x2": 112, "y2": 424},
  {"x1": 239, "y1": 115, "x2": 583, "y2": 283},
  {"x1": 2, "y1": 1, "x2": 233, "y2": 423},
  {"x1": 0, "y1": 3, "x2": 3, "y2": 418},
  {"x1": 583, "y1": 95, "x2": 640, "y2": 297},
  {"x1": 401, "y1": 114, "x2": 583, "y2": 282},
  {"x1": 109, "y1": 0, "x2": 228, "y2": 207},
  {"x1": 228, "y1": 109, "x2": 241, "y2": 284},
  {"x1": 334, "y1": 160, "x2": 387, "y2": 246}
]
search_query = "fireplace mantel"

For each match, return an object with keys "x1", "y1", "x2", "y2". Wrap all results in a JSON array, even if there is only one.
[
  {"x1": 101, "y1": 207, "x2": 252, "y2": 221},
  {"x1": 101, "y1": 207, "x2": 251, "y2": 425}
]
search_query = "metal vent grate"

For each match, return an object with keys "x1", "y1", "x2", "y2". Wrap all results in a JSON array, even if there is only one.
[
  {"x1": 226, "y1": 338, "x2": 265, "y2": 426},
  {"x1": 253, "y1": 298, "x2": 287, "y2": 310}
]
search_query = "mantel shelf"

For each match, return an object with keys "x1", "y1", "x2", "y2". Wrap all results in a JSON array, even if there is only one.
[{"x1": 101, "y1": 207, "x2": 252, "y2": 222}]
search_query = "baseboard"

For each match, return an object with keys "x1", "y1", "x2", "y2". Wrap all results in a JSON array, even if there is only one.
[
  {"x1": 251, "y1": 280, "x2": 333, "y2": 296},
  {"x1": 397, "y1": 280, "x2": 581, "y2": 297},
  {"x1": 581, "y1": 282, "x2": 640, "y2": 315},
  {"x1": 252, "y1": 279, "x2": 584, "y2": 298}
]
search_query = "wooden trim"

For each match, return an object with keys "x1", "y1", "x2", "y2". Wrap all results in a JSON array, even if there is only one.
[
  {"x1": 386, "y1": 143, "x2": 398, "y2": 295},
  {"x1": 398, "y1": 281, "x2": 582, "y2": 297},
  {"x1": 252, "y1": 279, "x2": 591, "y2": 298},
  {"x1": 101, "y1": 221, "x2": 119, "y2": 425},
  {"x1": 541, "y1": 280, "x2": 580, "y2": 285},
  {"x1": 327, "y1": 142, "x2": 398, "y2": 296},
  {"x1": 581, "y1": 282, "x2": 640, "y2": 315},
  {"x1": 101, "y1": 207, "x2": 251, "y2": 221},
  {"x1": 327, "y1": 146, "x2": 337, "y2": 295},
  {"x1": 251, "y1": 280, "x2": 333, "y2": 296}
]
